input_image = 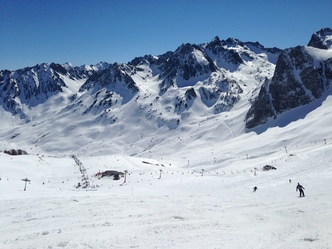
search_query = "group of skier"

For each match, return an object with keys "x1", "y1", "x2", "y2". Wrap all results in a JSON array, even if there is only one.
[{"x1": 253, "y1": 182, "x2": 305, "y2": 197}]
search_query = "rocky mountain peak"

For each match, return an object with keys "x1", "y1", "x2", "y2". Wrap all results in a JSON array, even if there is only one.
[
  {"x1": 223, "y1": 38, "x2": 245, "y2": 48},
  {"x1": 158, "y1": 42, "x2": 217, "y2": 93},
  {"x1": 245, "y1": 37, "x2": 332, "y2": 129},
  {"x1": 1, "y1": 28, "x2": 331, "y2": 145},
  {"x1": 209, "y1": 36, "x2": 222, "y2": 46},
  {"x1": 307, "y1": 27, "x2": 332, "y2": 49}
]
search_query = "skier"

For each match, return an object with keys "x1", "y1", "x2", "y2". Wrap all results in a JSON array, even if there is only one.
[
  {"x1": 253, "y1": 186, "x2": 258, "y2": 192},
  {"x1": 296, "y1": 183, "x2": 305, "y2": 197}
]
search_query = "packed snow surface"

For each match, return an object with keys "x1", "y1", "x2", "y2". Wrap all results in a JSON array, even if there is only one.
[{"x1": 1, "y1": 105, "x2": 332, "y2": 248}]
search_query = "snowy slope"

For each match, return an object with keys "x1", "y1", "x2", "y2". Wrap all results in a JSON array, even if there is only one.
[
  {"x1": 0, "y1": 37, "x2": 278, "y2": 157},
  {"x1": 1, "y1": 114, "x2": 332, "y2": 248},
  {"x1": 1, "y1": 69, "x2": 332, "y2": 248},
  {"x1": 1, "y1": 29, "x2": 332, "y2": 248}
]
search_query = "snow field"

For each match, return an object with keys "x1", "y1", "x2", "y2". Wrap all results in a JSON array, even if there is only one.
[{"x1": 1, "y1": 142, "x2": 332, "y2": 248}]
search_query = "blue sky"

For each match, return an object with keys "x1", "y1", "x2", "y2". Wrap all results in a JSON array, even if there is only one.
[{"x1": 1, "y1": 0, "x2": 331, "y2": 70}]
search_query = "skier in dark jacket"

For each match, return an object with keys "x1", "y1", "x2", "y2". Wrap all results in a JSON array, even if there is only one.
[{"x1": 296, "y1": 183, "x2": 305, "y2": 197}]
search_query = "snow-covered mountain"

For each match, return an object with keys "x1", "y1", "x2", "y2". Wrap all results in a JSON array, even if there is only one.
[
  {"x1": 246, "y1": 28, "x2": 332, "y2": 129},
  {"x1": 307, "y1": 27, "x2": 332, "y2": 49},
  {"x1": 0, "y1": 62, "x2": 109, "y2": 121},
  {"x1": 1, "y1": 28, "x2": 332, "y2": 249},
  {"x1": 0, "y1": 28, "x2": 331, "y2": 157}
]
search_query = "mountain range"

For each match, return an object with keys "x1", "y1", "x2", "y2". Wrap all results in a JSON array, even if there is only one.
[{"x1": 0, "y1": 28, "x2": 331, "y2": 156}]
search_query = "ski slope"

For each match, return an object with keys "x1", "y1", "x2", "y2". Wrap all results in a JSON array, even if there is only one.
[
  {"x1": 1, "y1": 135, "x2": 332, "y2": 248},
  {"x1": 1, "y1": 46, "x2": 332, "y2": 248}
]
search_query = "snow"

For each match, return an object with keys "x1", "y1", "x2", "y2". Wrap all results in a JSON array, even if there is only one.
[
  {"x1": 305, "y1": 46, "x2": 332, "y2": 61},
  {"x1": 1, "y1": 95, "x2": 332, "y2": 248},
  {"x1": 0, "y1": 106, "x2": 23, "y2": 128},
  {"x1": 193, "y1": 49, "x2": 209, "y2": 65},
  {"x1": 1, "y1": 40, "x2": 332, "y2": 248},
  {"x1": 1, "y1": 144, "x2": 332, "y2": 248}
]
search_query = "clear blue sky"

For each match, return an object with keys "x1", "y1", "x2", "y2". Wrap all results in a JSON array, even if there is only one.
[{"x1": 1, "y1": 0, "x2": 331, "y2": 70}]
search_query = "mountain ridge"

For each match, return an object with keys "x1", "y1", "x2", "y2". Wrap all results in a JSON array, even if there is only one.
[
  {"x1": 245, "y1": 28, "x2": 332, "y2": 129},
  {"x1": 0, "y1": 28, "x2": 331, "y2": 156}
]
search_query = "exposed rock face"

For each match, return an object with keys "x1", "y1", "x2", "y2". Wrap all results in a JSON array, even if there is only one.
[
  {"x1": 245, "y1": 28, "x2": 332, "y2": 129},
  {"x1": 0, "y1": 64, "x2": 66, "y2": 119},
  {"x1": 0, "y1": 63, "x2": 105, "y2": 120},
  {"x1": 9, "y1": 29, "x2": 332, "y2": 135},
  {"x1": 79, "y1": 63, "x2": 139, "y2": 115},
  {"x1": 174, "y1": 88, "x2": 197, "y2": 114},
  {"x1": 245, "y1": 79, "x2": 276, "y2": 128},
  {"x1": 245, "y1": 45, "x2": 332, "y2": 129},
  {"x1": 157, "y1": 43, "x2": 218, "y2": 95},
  {"x1": 270, "y1": 47, "x2": 314, "y2": 113},
  {"x1": 204, "y1": 37, "x2": 244, "y2": 70},
  {"x1": 308, "y1": 28, "x2": 332, "y2": 50},
  {"x1": 246, "y1": 28, "x2": 332, "y2": 129},
  {"x1": 2, "y1": 28, "x2": 332, "y2": 155}
]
